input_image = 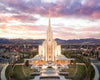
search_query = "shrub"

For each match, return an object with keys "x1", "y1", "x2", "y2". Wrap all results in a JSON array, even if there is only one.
[{"x1": 25, "y1": 60, "x2": 29, "y2": 67}]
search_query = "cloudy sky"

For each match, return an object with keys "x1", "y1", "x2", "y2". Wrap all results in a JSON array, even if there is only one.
[{"x1": 0, "y1": 0, "x2": 100, "y2": 40}]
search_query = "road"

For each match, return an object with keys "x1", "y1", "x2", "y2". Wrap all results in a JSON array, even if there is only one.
[
  {"x1": 91, "y1": 58, "x2": 100, "y2": 80},
  {"x1": 0, "y1": 63, "x2": 4, "y2": 80}
]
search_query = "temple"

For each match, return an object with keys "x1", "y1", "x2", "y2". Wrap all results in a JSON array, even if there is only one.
[
  {"x1": 38, "y1": 10, "x2": 61, "y2": 62},
  {"x1": 25, "y1": 10, "x2": 74, "y2": 67}
]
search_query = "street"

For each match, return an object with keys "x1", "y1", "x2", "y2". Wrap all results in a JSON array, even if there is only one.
[
  {"x1": 0, "y1": 63, "x2": 3, "y2": 80},
  {"x1": 91, "y1": 58, "x2": 100, "y2": 80}
]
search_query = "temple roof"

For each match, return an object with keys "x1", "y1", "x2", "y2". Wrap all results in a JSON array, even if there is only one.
[
  {"x1": 55, "y1": 55, "x2": 74, "y2": 60},
  {"x1": 31, "y1": 55, "x2": 44, "y2": 60},
  {"x1": 25, "y1": 55, "x2": 44, "y2": 61}
]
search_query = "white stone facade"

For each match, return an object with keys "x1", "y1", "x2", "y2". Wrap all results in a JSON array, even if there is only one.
[{"x1": 39, "y1": 12, "x2": 61, "y2": 62}]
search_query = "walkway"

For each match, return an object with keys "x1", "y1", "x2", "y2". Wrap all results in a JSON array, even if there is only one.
[
  {"x1": 0, "y1": 63, "x2": 4, "y2": 80},
  {"x1": 1, "y1": 63, "x2": 8, "y2": 80},
  {"x1": 15, "y1": 63, "x2": 24, "y2": 65},
  {"x1": 76, "y1": 63, "x2": 85, "y2": 65},
  {"x1": 32, "y1": 64, "x2": 69, "y2": 80},
  {"x1": 91, "y1": 58, "x2": 100, "y2": 80},
  {"x1": 32, "y1": 76, "x2": 40, "y2": 80},
  {"x1": 40, "y1": 65, "x2": 60, "y2": 80}
]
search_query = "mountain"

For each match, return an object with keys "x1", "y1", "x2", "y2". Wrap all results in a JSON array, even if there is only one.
[
  {"x1": 0, "y1": 38, "x2": 44, "y2": 44},
  {"x1": 55, "y1": 38, "x2": 67, "y2": 44},
  {"x1": 0, "y1": 38, "x2": 100, "y2": 44},
  {"x1": 66, "y1": 38, "x2": 100, "y2": 44}
]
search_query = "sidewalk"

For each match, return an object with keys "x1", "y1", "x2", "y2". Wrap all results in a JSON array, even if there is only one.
[
  {"x1": 91, "y1": 63, "x2": 99, "y2": 80},
  {"x1": 76, "y1": 63, "x2": 85, "y2": 65},
  {"x1": 1, "y1": 63, "x2": 9, "y2": 80},
  {"x1": 15, "y1": 63, "x2": 24, "y2": 65}
]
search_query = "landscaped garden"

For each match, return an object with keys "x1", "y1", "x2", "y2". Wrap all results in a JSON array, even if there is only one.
[
  {"x1": 75, "y1": 58, "x2": 82, "y2": 63},
  {"x1": 12, "y1": 65, "x2": 25, "y2": 80},
  {"x1": 5, "y1": 65, "x2": 25, "y2": 80},
  {"x1": 73, "y1": 65, "x2": 86, "y2": 80},
  {"x1": 62, "y1": 50, "x2": 95, "y2": 80},
  {"x1": 5, "y1": 51, "x2": 39, "y2": 80},
  {"x1": 5, "y1": 65, "x2": 38, "y2": 80},
  {"x1": 90, "y1": 65, "x2": 95, "y2": 80},
  {"x1": 17, "y1": 58, "x2": 24, "y2": 63},
  {"x1": 23, "y1": 65, "x2": 39, "y2": 77},
  {"x1": 60, "y1": 64, "x2": 86, "y2": 80},
  {"x1": 5, "y1": 50, "x2": 95, "y2": 80}
]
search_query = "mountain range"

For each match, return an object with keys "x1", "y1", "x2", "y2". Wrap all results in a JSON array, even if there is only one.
[{"x1": 0, "y1": 38, "x2": 100, "y2": 45}]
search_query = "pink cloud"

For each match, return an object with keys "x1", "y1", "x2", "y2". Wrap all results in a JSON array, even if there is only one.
[
  {"x1": 78, "y1": 26, "x2": 100, "y2": 32},
  {"x1": 0, "y1": 0, "x2": 100, "y2": 39},
  {"x1": 91, "y1": 11, "x2": 100, "y2": 19}
]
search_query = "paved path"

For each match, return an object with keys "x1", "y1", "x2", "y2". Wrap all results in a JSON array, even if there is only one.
[
  {"x1": 15, "y1": 63, "x2": 24, "y2": 65},
  {"x1": 1, "y1": 63, "x2": 9, "y2": 80},
  {"x1": 32, "y1": 65, "x2": 69, "y2": 80},
  {"x1": 0, "y1": 63, "x2": 4, "y2": 80},
  {"x1": 32, "y1": 76, "x2": 40, "y2": 80},
  {"x1": 76, "y1": 63, "x2": 85, "y2": 65},
  {"x1": 91, "y1": 58, "x2": 100, "y2": 80},
  {"x1": 0, "y1": 63, "x2": 6, "y2": 80}
]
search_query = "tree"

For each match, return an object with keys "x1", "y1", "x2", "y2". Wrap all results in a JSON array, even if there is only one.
[
  {"x1": 25, "y1": 60, "x2": 29, "y2": 67},
  {"x1": 8, "y1": 65, "x2": 13, "y2": 80}
]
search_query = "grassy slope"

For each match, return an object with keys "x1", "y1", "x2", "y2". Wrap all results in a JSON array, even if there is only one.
[
  {"x1": 90, "y1": 65, "x2": 95, "y2": 80},
  {"x1": 5, "y1": 65, "x2": 38, "y2": 80},
  {"x1": 75, "y1": 58, "x2": 82, "y2": 63},
  {"x1": 61, "y1": 65, "x2": 77, "y2": 79},
  {"x1": 13, "y1": 65, "x2": 25, "y2": 80},
  {"x1": 5, "y1": 65, "x2": 10, "y2": 80},
  {"x1": 73, "y1": 65, "x2": 86, "y2": 80}
]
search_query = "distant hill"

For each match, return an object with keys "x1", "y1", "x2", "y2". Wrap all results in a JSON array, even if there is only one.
[
  {"x1": 0, "y1": 38, "x2": 44, "y2": 44},
  {"x1": 0, "y1": 38, "x2": 100, "y2": 44},
  {"x1": 55, "y1": 38, "x2": 67, "y2": 44},
  {"x1": 66, "y1": 38, "x2": 100, "y2": 44}
]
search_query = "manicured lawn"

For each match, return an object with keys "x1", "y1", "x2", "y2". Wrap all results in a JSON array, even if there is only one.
[
  {"x1": 61, "y1": 65, "x2": 86, "y2": 80},
  {"x1": 5, "y1": 65, "x2": 11, "y2": 80},
  {"x1": 61, "y1": 65, "x2": 77, "y2": 79},
  {"x1": 73, "y1": 65, "x2": 86, "y2": 80},
  {"x1": 5, "y1": 65, "x2": 25, "y2": 80},
  {"x1": 5, "y1": 65, "x2": 35, "y2": 80},
  {"x1": 17, "y1": 59, "x2": 24, "y2": 63},
  {"x1": 5, "y1": 63, "x2": 40, "y2": 80},
  {"x1": 75, "y1": 58, "x2": 83, "y2": 63},
  {"x1": 90, "y1": 65, "x2": 95, "y2": 80},
  {"x1": 13, "y1": 65, "x2": 25, "y2": 80},
  {"x1": 23, "y1": 66, "x2": 38, "y2": 76}
]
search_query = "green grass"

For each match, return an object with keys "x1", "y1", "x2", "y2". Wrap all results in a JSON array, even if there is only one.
[
  {"x1": 61, "y1": 65, "x2": 86, "y2": 80},
  {"x1": 90, "y1": 65, "x2": 95, "y2": 80},
  {"x1": 5, "y1": 65, "x2": 38, "y2": 80},
  {"x1": 17, "y1": 59, "x2": 24, "y2": 63},
  {"x1": 13, "y1": 65, "x2": 25, "y2": 80},
  {"x1": 13, "y1": 65, "x2": 36, "y2": 80},
  {"x1": 75, "y1": 58, "x2": 83, "y2": 63},
  {"x1": 61, "y1": 65, "x2": 76, "y2": 79},
  {"x1": 23, "y1": 66, "x2": 39, "y2": 76},
  {"x1": 73, "y1": 65, "x2": 86, "y2": 80},
  {"x1": 5, "y1": 65, "x2": 11, "y2": 80}
]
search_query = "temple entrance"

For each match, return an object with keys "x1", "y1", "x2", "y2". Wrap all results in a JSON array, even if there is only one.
[
  {"x1": 40, "y1": 64, "x2": 60, "y2": 80},
  {"x1": 40, "y1": 77, "x2": 60, "y2": 80}
]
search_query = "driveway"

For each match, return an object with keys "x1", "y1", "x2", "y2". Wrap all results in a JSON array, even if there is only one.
[
  {"x1": 91, "y1": 58, "x2": 100, "y2": 80},
  {"x1": 0, "y1": 63, "x2": 4, "y2": 80}
]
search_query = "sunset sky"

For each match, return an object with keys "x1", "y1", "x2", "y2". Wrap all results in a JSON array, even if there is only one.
[{"x1": 0, "y1": 0, "x2": 100, "y2": 40}]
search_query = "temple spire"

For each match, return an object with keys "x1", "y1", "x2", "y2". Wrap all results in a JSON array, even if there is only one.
[
  {"x1": 47, "y1": 9, "x2": 53, "y2": 41},
  {"x1": 49, "y1": 9, "x2": 51, "y2": 28}
]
